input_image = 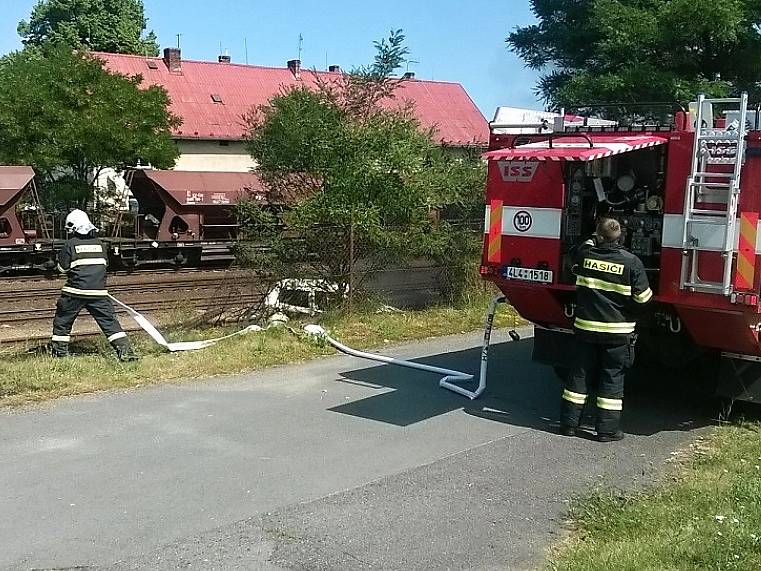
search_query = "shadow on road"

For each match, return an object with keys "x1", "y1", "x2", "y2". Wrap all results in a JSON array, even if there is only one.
[{"x1": 332, "y1": 338, "x2": 718, "y2": 436}]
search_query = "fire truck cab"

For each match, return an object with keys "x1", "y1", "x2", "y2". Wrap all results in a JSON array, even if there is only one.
[{"x1": 481, "y1": 95, "x2": 761, "y2": 403}]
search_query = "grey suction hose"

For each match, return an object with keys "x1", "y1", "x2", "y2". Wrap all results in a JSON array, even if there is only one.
[{"x1": 305, "y1": 295, "x2": 512, "y2": 400}]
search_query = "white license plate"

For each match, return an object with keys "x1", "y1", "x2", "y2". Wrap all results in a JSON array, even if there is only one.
[{"x1": 503, "y1": 266, "x2": 553, "y2": 283}]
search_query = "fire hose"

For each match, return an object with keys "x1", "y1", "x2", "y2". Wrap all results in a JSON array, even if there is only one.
[
  {"x1": 111, "y1": 294, "x2": 517, "y2": 401},
  {"x1": 109, "y1": 295, "x2": 263, "y2": 352},
  {"x1": 304, "y1": 295, "x2": 516, "y2": 400}
]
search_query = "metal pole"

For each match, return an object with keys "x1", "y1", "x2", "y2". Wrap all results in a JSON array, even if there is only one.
[{"x1": 348, "y1": 219, "x2": 355, "y2": 313}]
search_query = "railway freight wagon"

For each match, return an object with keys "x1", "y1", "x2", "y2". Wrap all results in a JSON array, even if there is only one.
[
  {"x1": 0, "y1": 167, "x2": 265, "y2": 273},
  {"x1": 480, "y1": 94, "x2": 761, "y2": 404}
]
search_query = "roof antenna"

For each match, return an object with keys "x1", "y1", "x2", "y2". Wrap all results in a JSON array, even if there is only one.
[
  {"x1": 298, "y1": 33, "x2": 303, "y2": 61},
  {"x1": 244, "y1": 37, "x2": 249, "y2": 65},
  {"x1": 176, "y1": 33, "x2": 182, "y2": 49}
]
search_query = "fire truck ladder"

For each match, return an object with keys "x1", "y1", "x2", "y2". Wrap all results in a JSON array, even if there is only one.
[{"x1": 680, "y1": 92, "x2": 749, "y2": 295}]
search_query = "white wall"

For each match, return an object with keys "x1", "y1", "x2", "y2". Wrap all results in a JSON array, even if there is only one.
[{"x1": 173, "y1": 140, "x2": 256, "y2": 172}]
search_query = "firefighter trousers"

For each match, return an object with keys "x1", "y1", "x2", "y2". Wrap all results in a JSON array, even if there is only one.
[
  {"x1": 51, "y1": 295, "x2": 133, "y2": 358},
  {"x1": 560, "y1": 338, "x2": 633, "y2": 435}
]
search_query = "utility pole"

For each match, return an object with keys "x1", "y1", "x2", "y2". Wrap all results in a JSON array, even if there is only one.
[{"x1": 348, "y1": 216, "x2": 355, "y2": 313}]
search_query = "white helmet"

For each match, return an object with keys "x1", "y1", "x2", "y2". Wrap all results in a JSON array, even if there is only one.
[{"x1": 65, "y1": 209, "x2": 97, "y2": 235}]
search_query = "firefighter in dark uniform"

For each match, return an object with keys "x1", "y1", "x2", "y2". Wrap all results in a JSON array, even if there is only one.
[
  {"x1": 51, "y1": 209, "x2": 137, "y2": 361},
  {"x1": 560, "y1": 217, "x2": 652, "y2": 442}
]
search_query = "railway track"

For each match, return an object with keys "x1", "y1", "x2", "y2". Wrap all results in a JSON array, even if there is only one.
[
  {"x1": 0, "y1": 293, "x2": 263, "y2": 324},
  {"x1": 0, "y1": 262, "x2": 450, "y2": 348},
  {"x1": 0, "y1": 268, "x2": 265, "y2": 347},
  {"x1": 0, "y1": 267, "x2": 247, "y2": 291}
]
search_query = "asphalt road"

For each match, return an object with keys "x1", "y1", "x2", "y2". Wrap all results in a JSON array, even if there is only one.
[{"x1": 0, "y1": 328, "x2": 714, "y2": 570}]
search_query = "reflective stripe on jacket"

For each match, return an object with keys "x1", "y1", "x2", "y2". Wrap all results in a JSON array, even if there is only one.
[
  {"x1": 572, "y1": 238, "x2": 652, "y2": 344},
  {"x1": 57, "y1": 234, "x2": 109, "y2": 298}
]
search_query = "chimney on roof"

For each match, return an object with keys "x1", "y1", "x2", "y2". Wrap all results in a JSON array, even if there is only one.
[
  {"x1": 403, "y1": 71, "x2": 415, "y2": 80},
  {"x1": 163, "y1": 47, "x2": 182, "y2": 73},
  {"x1": 328, "y1": 65, "x2": 341, "y2": 73},
  {"x1": 287, "y1": 59, "x2": 301, "y2": 79}
]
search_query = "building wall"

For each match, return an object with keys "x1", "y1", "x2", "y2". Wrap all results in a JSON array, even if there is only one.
[
  {"x1": 173, "y1": 140, "x2": 256, "y2": 172},
  {"x1": 170, "y1": 139, "x2": 481, "y2": 172}
]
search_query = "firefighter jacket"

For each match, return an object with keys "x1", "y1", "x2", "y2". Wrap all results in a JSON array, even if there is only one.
[
  {"x1": 56, "y1": 233, "x2": 109, "y2": 298},
  {"x1": 572, "y1": 238, "x2": 652, "y2": 344}
]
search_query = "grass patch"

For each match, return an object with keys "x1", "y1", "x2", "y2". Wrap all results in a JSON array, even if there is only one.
[
  {"x1": 0, "y1": 290, "x2": 521, "y2": 407},
  {"x1": 549, "y1": 423, "x2": 761, "y2": 571}
]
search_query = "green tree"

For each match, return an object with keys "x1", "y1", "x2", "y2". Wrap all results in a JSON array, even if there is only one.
[
  {"x1": 509, "y1": 0, "x2": 761, "y2": 108},
  {"x1": 18, "y1": 0, "x2": 159, "y2": 56},
  {"x1": 239, "y1": 30, "x2": 485, "y2": 306},
  {"x1": 0, "y1": 46, "x2": 180, "y2": 209}
]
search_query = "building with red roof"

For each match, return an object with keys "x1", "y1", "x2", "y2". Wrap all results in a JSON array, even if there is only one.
[{"x1": 96, "y1": 48, "x2": 489, "y2": 173}]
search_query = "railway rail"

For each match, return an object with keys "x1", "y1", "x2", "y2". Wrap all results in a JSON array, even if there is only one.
[
  {"x1": 0, "y1": 268, "x2": 263, "y2": 348},
  {"x1": 0, "y1": 262, "x2": 452, "y2": 349}
]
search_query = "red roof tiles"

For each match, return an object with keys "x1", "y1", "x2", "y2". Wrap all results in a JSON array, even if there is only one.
[{"x1": 94, "y1": 52, "x2": 488, "y2": 147}]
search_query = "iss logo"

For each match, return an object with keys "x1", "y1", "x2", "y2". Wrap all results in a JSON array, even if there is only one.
[
  {"x1": 498, "y1": 160, "x2": 539, "y2": 182},
  {"x1": 513, "y1": 210, "x2": 533, "y2": 232}
]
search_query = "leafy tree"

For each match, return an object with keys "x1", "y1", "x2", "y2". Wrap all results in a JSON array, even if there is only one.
[
  {"x1": 0, "y1": 46, "x2": 180, "y2": 209},
  {"x1": 409, "y1": 146, "x2": 487, "y2": 300},
  {"x1": 18, "y1": 0, "x2": 159, "y2": 56},
  {"x1": 509, "y1": 0, "x2": 761, "y2": 108},
  {"x1": 239, "y1": 30, "x2": 485, "y2": 306}
]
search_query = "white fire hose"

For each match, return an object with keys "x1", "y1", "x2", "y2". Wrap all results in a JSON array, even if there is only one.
[
  {"x1": 304, "y1": 295, "x2": 513, "y2": 400},
  {"x1": 109, "y1": 295, "x2": 262, "y2": 352},
  {"x1": 109, "y1": 294, "x2": 516, "y2": 400}
]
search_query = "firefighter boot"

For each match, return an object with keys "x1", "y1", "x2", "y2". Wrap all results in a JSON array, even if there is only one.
[
  {"x1": 597, "y1": 430, "x2": 625, "y2": 443},
  {"x1": 51, "y1": 340, "x2": 70, "y2": 358},
  {"x1": 111, "y1": 337, "x2": 138, "y2": 362},
  {"x1": 559, "y1": 425, "x2": 577, "y2": 437}
]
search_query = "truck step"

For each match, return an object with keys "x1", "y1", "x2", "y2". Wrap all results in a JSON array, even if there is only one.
[
  {"x1": 682, "y1": 280, "x2": 730, "y2": 293},
  {"x1": 687, "y1": 209, "x2": 730, "y2": 217},
  {"x1": 694, "y1": 172, "x2": 734, "y2": 178},
  {"x1": 691, "y1": 182, "x2": 731, "y2": 189},
  {"x1": 697, "y1": 130, "x2": 741, "y2": 141}
]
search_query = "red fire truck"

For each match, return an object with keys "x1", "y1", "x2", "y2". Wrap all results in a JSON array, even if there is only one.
[{"x1": 480, "y1": 95, "x2": 761, "y2": 404}]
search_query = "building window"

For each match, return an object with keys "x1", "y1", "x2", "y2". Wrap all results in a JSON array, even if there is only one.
[{"x1": 211, "y1": 94, "x2": 223, "y2": 104}]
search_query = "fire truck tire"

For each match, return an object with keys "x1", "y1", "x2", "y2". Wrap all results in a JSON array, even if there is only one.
[{"x1": 685, "y1": 352, "x2": 721, "y2": 397}]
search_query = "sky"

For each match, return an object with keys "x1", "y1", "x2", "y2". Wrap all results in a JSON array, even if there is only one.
[{"x1": 0, "y1": 0, "x2": 544, "y2": 118}]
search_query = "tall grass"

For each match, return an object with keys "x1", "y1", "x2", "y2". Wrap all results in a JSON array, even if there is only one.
[
  {"x1": 1, "y1": 289, "x2": 521, "y2": 407},
  {"x1": 549, "y1": 424, "x2": 761, "y2": 571}
]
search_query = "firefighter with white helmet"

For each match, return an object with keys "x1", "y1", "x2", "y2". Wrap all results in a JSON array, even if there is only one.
[
  {"x1": 50, "y1": 209, "x2": 137, "y2": 361},
  {"x1": 559, "y1": 216, "x2": 652, "y2": 442}
]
